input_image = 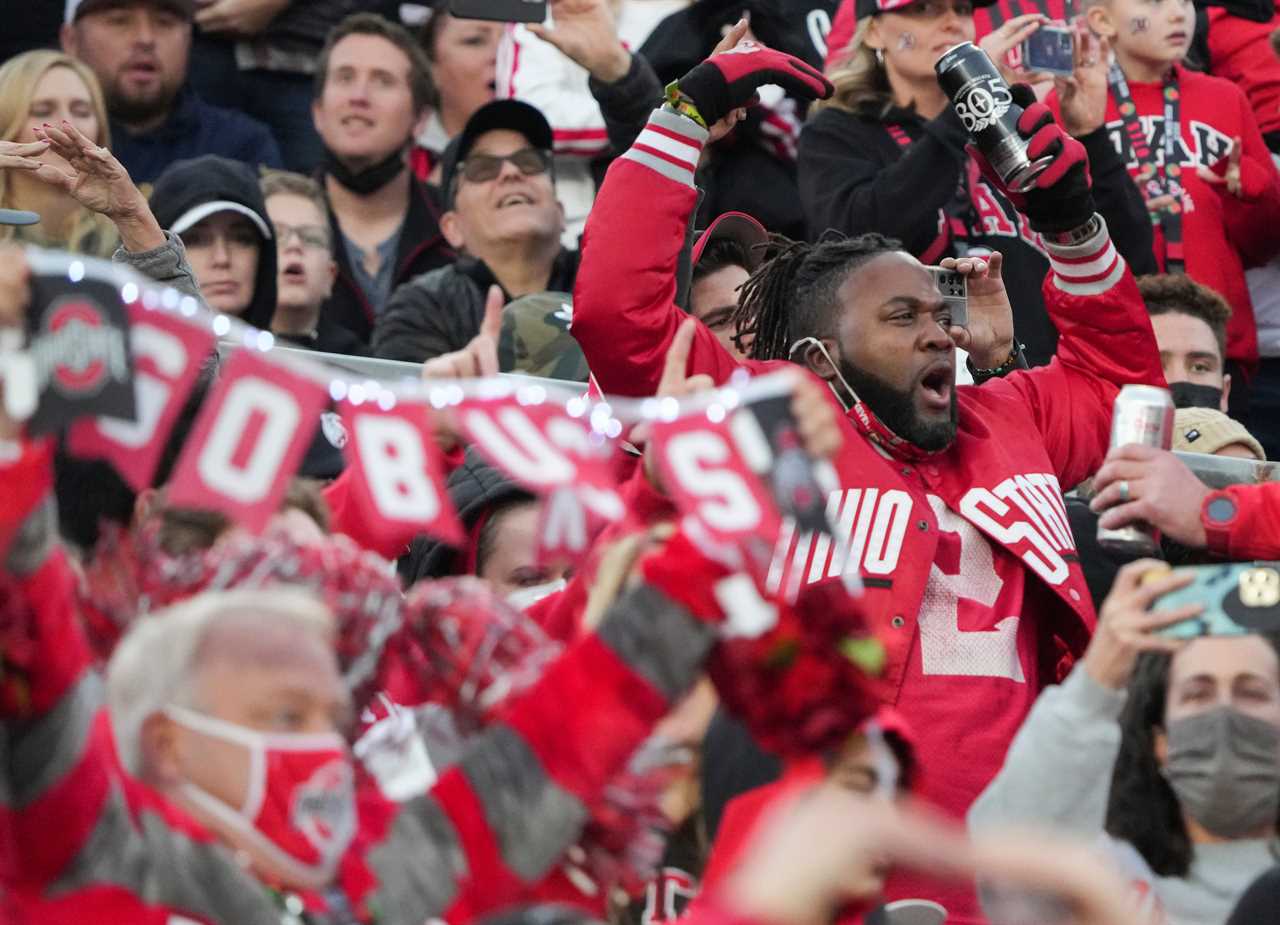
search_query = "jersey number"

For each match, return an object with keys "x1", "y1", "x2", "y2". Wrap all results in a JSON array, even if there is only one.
[{"x1": 918, "y1": 496, "x2": 1025, "y2": 682}]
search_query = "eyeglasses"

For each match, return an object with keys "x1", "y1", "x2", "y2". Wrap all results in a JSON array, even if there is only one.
[
  {"x1": 457, "y1": 147, "x2": 552, "y2": 185},
  {"x1": 274, "y1": 223, "x2": 330, "y2": 250}
]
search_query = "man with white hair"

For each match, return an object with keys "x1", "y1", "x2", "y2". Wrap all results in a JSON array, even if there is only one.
[{"x1": 0, "y1": 365, "x2": 745, "y2": 925}]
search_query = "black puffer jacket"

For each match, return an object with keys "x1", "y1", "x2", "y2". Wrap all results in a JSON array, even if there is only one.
[
  {"x1": 398, "y1": 449, "x2": 533, "y2": 585},
  {"x1": 372, "y1": 249, "x2": 579, "y2": 363},
  {"x1": 149, "y1": 155, "x2": 278, "y2": 332}
]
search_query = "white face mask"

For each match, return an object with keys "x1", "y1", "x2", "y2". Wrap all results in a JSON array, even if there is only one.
[
  {"x1": 165, "y1": 706, "x2": 357, "y2": 891},
  {"x1": 506, "y1": 577, "x2": 568, "y2": 611}
]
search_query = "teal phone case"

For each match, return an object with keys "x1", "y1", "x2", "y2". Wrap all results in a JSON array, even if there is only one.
[{"x1": 1154, "y1": 562, "x2": 1280, "y2": 638}]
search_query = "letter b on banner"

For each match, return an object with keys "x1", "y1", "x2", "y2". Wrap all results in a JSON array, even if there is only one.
[
  {"x1": 167, "y1": 351, "x2": 327, "y2": 531},
  {"x1": 340, "y1": 401, "x2": 462, "y2": 547}
]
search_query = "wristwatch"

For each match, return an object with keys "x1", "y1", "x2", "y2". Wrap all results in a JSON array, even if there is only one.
[
  {"x1": 1045, "y1": 214, "x2": 1102, "y2": 246},
  {"x1": 1201, "y1": 490, "x2": 1239, "y2": 551}
]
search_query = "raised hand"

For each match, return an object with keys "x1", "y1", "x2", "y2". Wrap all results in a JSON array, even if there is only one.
[
  {"x1": 1089, "y1": 445, "x2": 1213, "y2": 548},
  {"x1": 1082, "y1": 559, "x2": 1193, "y2": 689},
  {"x1": 939, "y1": 251, "x2": 1014, "y2": 370},
  {"x1": 526, "y1": 0, "x2": 632, "y2": 83},
  {"x1": 29, "y1": 121, "x2": 164, "y2": 251},
  {"x1": 1197, "y1": 136, "x2": 1244, "y2": 197},
  {"x1": 673, "y1": 35, "x2": 833, "y2": 129},
  {"x1": 977, "y1": 14, "x2": 1049, "y2": 87},
  {"x1": 421, "y1": 285, "x2": 505, "y2": 380},
  {"x1": 1055, "y1": 28, "x2": 1110, "y2": 138}
]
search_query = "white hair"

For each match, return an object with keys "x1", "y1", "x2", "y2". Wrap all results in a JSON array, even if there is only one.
[{"x1": 106, "y1": 588, "x2": 334, "y2": 777}]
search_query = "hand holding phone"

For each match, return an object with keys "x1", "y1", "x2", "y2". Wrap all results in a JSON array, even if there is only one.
[
  {"x1": 1021, "y1": 25, "x2": 1076, "y2": 76},
  {"x1": 929, "y1": 266, "x2": 969, "y2": 329},
  {"x1": 1152, "y1": 561, "x2": 1280, "y2": 638}
]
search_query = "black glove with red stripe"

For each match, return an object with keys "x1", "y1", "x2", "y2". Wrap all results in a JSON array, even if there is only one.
[
  {"x1": 968, "y1": 84, "x2": 1096, "y2": 235},
  {"x1": 674, "y1": 41, "x2": 833, "y2": 128}
]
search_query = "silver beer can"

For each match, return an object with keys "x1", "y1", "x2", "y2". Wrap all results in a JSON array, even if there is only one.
[
  {"x1": 1096, "y1": 384, "x2": 1175, "y2": 557},
  {"x1": 934, "y1": 42, "x2": 1053, "y2": 193}
]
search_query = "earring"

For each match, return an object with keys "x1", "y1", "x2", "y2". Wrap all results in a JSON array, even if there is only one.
[{"x1": 874, "y1": 48, "x2": 885, "y2": 65}]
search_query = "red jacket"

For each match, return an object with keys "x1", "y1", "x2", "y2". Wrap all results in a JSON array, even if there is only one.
[
  {"x1": 1208, "y1": 5, "x2": 1280, "y2": 139},
  {"x1": 575, "y1": 107, "x2": 1166, "y2": 921},
  {"x1": 1202, "y1": 481, "x2": 1280, "y2": 560},
  {"x1": 1047, "y1": 65, "x2": 1280, "y2": 368},
  {"x1": 0, "y1": 440, "x2": 722, "y2": 925}
]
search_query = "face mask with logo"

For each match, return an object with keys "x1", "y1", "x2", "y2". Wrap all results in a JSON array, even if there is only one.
[
  {"x1": 1162, "y1": 706, "x2": 1280, "y2": 838},
  {"x1": 506, "y1": 577, "x2": 568, "y2": 611},
  {"x1": 166, "y1": 706, "x2": 357, "y2": 890},
  {"x1": 1169, "y1": 381, "x2": 1224, "y2": 411},
  {"x1": 789, "y1": 336, "x2": 943, "y2": 462}
]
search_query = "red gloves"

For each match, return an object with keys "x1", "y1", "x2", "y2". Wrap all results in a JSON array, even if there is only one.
[
  {"x1": 674, "y1": 41, "x2": 833, "y2": 128},
  {"x1": 969, "y1": 84, "x2": 1096, "y2": 235}
]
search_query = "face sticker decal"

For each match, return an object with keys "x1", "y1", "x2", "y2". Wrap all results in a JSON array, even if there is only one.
[
  {"x1": 1129, "y1": 16, "x2": 1149, "y2": 33},
  {"x1": 897, "y1": 31, "x2": 917, "y2": 50}
]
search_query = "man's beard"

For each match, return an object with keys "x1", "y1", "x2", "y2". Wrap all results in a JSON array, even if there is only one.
[
  {"x1": 838, "y1": 356, "x2": 957, "y2": 452},
  {"x1": 106, "y1": 79, "x2": 177, "y2": 127}
]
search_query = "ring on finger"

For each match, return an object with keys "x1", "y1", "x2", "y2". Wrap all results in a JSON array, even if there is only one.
[{"x1": 1117, "y1": 480, "x2": 1131, "y2": 503}]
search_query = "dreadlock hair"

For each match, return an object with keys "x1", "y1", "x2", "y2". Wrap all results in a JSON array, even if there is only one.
[{"x1": 732, "y1": 232, "x2": 903, "y2": 362}]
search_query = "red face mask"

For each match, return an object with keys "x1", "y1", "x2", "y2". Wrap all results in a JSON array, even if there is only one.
[{"x1": 166, "y1": 706, "x2": 357, "y2": 891}]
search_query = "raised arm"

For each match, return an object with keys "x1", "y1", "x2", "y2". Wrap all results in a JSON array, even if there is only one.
[{"x1": 573, "y1": 40, "x2": 832, "y2": 397}]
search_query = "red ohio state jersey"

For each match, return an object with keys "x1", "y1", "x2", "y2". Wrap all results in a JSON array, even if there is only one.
[{"x1": 575, "y1": 108, "x2": 1168, "y2": 923}]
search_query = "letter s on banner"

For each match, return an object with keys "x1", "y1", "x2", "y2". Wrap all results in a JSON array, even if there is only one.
[
  {"x1": 167, "y1": 350, "x2": 327, "y2": 532},
  {"x1": 340, "y1": 400, "x2": 463, "y2": 549},
  {"x1": 652, "y1": 412, "x2": 781, "y2": 549},
  {"x1": 67, "y1": 305, "x2": 215, "y2": 490}
]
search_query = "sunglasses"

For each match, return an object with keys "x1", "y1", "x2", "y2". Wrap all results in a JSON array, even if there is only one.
[{"x1": 457, "y1": 147, "x2": 552, "y2": 185}]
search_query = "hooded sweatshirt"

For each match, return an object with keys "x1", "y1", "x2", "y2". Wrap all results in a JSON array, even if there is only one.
[
  {"x1": 398, "y1": 449, "x2": 534, "y2": 585},
  {"x1": 148, "y1": 154, "x2": 278, "y2": 332}
]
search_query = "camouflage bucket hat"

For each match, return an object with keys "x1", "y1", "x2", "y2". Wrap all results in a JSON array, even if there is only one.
[{"x1": 498, "y1": 291, "x2": 589, "y2": 383}]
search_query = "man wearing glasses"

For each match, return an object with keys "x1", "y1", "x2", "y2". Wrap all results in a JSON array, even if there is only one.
[{"x1": 372, "y1": 99, "x2": 579, "y2": 365}]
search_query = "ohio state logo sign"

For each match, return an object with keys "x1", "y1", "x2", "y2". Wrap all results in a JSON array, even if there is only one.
[{"x1": 31, "y1": 296, "x2": 128, "y2": 397}]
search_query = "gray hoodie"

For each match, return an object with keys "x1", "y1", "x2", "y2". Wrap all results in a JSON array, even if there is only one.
[{"x1": 968, "y1": 665, "x2": 1278, "y2": 925}]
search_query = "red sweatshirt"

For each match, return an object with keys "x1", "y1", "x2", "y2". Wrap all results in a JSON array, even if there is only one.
[
  {"x1": 1208, "y1": 6, "x2": 1280, "y2": 139},
  {"x1": 1047, "y1": 65, "x2": 1280, "y2": 368}
]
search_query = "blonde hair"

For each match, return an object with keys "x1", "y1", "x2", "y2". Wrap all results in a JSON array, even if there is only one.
[
  {"x1": 0, "y1": 51, "x2": 111, "y2": 247},
  {"x1": 816, "y1": 17, "x2": 896, "y2": 117}
]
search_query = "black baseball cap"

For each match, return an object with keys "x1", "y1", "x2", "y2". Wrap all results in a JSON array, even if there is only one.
[
  {"x1": 438, "y1": 100, "x2": 554, "y2": 209},
  {"x1": 854, "y1": 0, "x2": 995, "y2": 17},
  {"x1": 65, "y1": 0, "x2": 195, "y2": 23}
]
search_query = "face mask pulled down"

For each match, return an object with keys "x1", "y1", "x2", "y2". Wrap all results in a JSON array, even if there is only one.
[
  {"x1": 166, "y1": 706, "x2": 357, "y2": 890},
  {"x1": 1163, "y1": 706, "x2": 1280, "y2": 838},
  {"x1": 789, "y1": 336, "x2": 954, "y2": 461}
]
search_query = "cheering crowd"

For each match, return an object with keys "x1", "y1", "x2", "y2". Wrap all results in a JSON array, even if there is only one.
[{"x1": 7, "y1": 0, "x2": 1280, "y2": 923}]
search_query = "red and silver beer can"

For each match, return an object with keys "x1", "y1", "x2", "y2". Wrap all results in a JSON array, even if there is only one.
[{"x1": 1096, "y1": 384, "x2": 1175, "y2": 557}]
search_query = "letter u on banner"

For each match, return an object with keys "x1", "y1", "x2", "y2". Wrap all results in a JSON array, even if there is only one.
[
  {"x1": 339, "y1": 399, "x2": 463, "y2": 549},
  {"x1": 67, "y1": 304, "x2": 215, "y2": 491},
  {"x1": 166, "y1": 350, "x2": 328, "y2": 532}
]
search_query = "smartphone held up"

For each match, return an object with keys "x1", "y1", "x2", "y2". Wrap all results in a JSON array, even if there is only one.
[{"x1": 449, "y1": 0, "x2": 546, "y2": 23}]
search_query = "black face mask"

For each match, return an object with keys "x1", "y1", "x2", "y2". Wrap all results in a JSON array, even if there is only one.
[
  {"x1": 1169, "y1": 380, "x2": 1224, "y2": 411},
  {"x1": 321, "y1": 145, "x2": 406, "y2": 196}
]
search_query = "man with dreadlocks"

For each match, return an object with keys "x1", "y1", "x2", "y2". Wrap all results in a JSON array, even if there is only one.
[{"x1": 572, "y1": 42, "x2": 1167, "y2": 924}]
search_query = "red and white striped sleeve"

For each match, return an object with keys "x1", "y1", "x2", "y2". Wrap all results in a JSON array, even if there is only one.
[
  {"x1": 621, "y1": 108, "x2": 706, "y2": 189},
  {"x1": 1043, "y1": 217, "x2": 1127, "y2": 297}
]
